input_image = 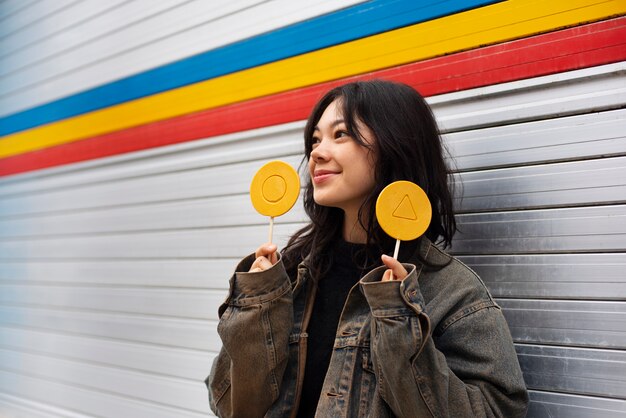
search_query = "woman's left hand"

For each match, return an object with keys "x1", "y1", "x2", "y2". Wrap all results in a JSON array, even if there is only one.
[{"x1": 381, "y1": 254, "x2": 408, "y2": 281}]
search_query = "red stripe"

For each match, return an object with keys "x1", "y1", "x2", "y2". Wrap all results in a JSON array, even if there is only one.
[{"x1": 1, "y1": 17, "x2": 625, "y2": 178}]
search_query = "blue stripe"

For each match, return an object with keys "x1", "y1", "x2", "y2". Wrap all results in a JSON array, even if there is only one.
[{"x1": 0, "y1": 0, "x2": 498, "y2": 136}]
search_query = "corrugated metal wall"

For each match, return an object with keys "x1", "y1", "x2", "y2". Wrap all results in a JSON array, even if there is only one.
[
  {"x1": 444, "y1": 63, "x2": 626, "y2": 416},
  {"x1": 0, "y1": 1, "x2": 625, "y2": 417}
]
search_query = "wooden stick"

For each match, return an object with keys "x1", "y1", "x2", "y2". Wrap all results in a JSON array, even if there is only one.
[
  {"x1": 390, "y1": 238, "x2": 401, "y2": 281},
  {"x1": 268, "y1": 216, "x2": 274, "y2": 244}
]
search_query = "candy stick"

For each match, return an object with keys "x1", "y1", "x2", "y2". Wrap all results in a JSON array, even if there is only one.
[
  {"x1": 390, "y1": 238, "x2": 401, "y2": 281},
  {"x1": 393, "y1": 238, "x2": 401, "y2": 259},
  {"x1": 268, "y1": 216, "x2": 275, "y2": 244}
]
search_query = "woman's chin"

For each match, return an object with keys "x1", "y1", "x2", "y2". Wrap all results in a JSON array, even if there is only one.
[{"x1": 313, "y1": 194, "x2": 339, "y2": 209}]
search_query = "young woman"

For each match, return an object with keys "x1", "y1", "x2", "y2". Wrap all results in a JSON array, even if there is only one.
[{"x1": 206, "y1": 80, "x2": 529, "y2": 417}]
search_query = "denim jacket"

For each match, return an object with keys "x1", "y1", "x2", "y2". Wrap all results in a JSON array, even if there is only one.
[{"x1": 206, "y1": 237, "x2": 529, "y2": 417}]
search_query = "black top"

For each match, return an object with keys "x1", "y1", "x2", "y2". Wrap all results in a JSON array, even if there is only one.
[{"x1": 297, "y1": 238, "x2": 374, "y2": 417}]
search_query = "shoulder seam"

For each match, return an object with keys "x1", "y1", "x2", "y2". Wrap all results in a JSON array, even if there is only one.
[
  {"x1": 450, "y1": 257, "x2": 497, "y2": 303},
  {"x1": 437, "y1": 300, "x2": 500, "y2": 335}
]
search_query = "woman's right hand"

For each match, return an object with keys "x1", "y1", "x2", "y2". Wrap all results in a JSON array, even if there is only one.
[{"x1": 248, "y1": 243, "x2": 278, "y2": 272}]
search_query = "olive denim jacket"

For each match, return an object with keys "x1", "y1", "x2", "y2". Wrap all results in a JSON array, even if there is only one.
[{"x1": 206, "y1": 238, "x2": 529, "y2": 417}]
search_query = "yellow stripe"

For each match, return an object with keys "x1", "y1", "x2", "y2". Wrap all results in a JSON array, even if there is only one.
[{"x1": 1, "y1": 0, "x2": 624, "y2": 159}]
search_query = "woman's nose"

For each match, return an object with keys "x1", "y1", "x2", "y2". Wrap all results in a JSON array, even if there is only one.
[{"x1": 311, "y1": 142, "x2": 329, "y2": 162}]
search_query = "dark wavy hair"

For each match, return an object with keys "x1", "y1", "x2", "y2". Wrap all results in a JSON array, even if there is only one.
[{"x1": 282, "y1": 80, "x2": 456, "y2": 280}]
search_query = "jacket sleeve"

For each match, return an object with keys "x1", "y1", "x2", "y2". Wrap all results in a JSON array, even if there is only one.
[
  {"x1": 206, "y1": 253, "x2": 294, "y2": 418},
  {"x1": 360, "y1": 264, "x2": 529, "y2": 418}
]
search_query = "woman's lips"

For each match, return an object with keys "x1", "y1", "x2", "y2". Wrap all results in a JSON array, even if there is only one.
[{"x1": 313, "y1": 171, "x2": 339, "y2": 184}]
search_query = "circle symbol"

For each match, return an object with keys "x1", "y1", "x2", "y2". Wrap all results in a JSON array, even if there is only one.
[
  {"x1": 376, "y1": 181, "x2": 431, "y2": 241},
  {"x1": 250, "y1": 160, "x2": 300, "y2": 217},
  {"x1": 262, "y1": 175, "x2": 287, "y2": 203}
]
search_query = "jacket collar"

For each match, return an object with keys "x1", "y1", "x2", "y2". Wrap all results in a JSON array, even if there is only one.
[{"x1": 412, "y1": 236, "x2": 451, "y2": 268}]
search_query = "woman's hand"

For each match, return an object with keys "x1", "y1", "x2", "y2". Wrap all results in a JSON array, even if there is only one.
[
  {"x1": 248, "y1": 243, "x2": 278, "y2": 273},
  {"x1": 381, "y1": 254, "x2": 408, "y2": 281}
]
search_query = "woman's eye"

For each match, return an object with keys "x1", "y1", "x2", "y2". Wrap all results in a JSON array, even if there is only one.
[
  {"x1": 311, "y1": 137, "x2": 321, "y2": 148},
  {"x1": 335, "y1": 130, "x2": 349, "y2": 139}
]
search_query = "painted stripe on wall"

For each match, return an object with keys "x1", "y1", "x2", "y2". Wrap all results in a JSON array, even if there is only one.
[
  {"x1": 0, "y1": 0, "x2": 497, "y2": 136},
  {"x1": 0, "y1": 16, "x2": 623, "y2": 178},
  {"x1": 0, "y1": 0, "x2": 623, "y2": 161}
]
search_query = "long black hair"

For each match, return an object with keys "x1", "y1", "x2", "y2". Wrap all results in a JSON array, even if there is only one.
[{"x1": 282, "y1": 80, "x2": 456, "y2": 280}]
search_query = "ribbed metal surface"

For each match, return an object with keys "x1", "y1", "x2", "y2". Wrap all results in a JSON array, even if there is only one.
[
  {"x1": 518, "y1": 345, "x2": 626, "y2": 398},
  {"x1": 0, "y1": 0, "x2": 365, "y2": 116},
  {"x1": 0, "y1": 0, "x2": 77, "y2": 38},
  {"x1": 1, "y1": 204, "x2": 625, "y2": 256},
  {"x1": 0, "y1": 304, "x2": 219, "y2": 351},
  {"x1": 0, "y1": 369, "x2": 208, "y2": 418},
  {"x1": 445, "y1": 108, "x2": 626, "y2": 169},
  {"x1": 502, "y1": 299, "x2": 626, "y2": 348},
  {"x1": 458, "y1": 253, "x2": 626, "y2": 300},
  {"x1": 528, "y1": 391, "x2": 626, "y2": 417},
  {"x1": 0, "y1": 34, "x2": 624, "y2": 418},
  {"x1": 452, "y1": 205, "x2": 626, "y2": 254},
  {"x1": 455, "y1": 157, "x2": 626, "y2": 211}
]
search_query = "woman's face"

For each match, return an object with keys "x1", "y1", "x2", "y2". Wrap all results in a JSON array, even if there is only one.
[{"x1": 308, "y1": 99, "x2": 376, "y2": 215}]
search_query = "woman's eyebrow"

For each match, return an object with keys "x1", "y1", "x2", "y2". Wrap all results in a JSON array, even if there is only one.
[{"x1": 314, "y1": 119, "x2": 346, "y2": 131}]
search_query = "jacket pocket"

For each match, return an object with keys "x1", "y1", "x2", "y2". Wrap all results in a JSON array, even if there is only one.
[{"x1": 208, "y1": 351, "x2": 232, "y2": 411}]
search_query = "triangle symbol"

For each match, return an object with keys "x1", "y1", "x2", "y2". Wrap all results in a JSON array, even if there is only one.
[{"x1": 393, "y1": 195, "x2": 417, "y2": 220}]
